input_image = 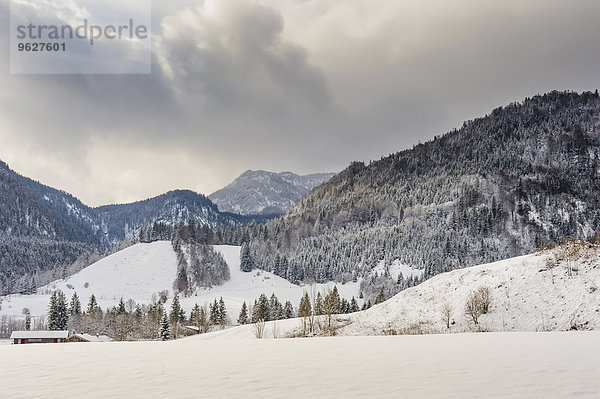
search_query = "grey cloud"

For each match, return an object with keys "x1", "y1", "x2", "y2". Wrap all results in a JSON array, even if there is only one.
[
  {"x1": 156, "y1": 0, "x2": 333, "y2": 117},
  {"x1": 0, "y1": 0, "x2": 599, "y2": 206}
]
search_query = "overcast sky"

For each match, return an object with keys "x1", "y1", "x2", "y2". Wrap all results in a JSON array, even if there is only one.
[{"x1": 1, "y1": 0, "x2": 600, "y2": 206}]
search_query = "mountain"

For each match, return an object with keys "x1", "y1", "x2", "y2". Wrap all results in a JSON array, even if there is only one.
[
  {"x1": 94, "y1": 190, "x2": 256, "y2": 244},
  {"x1": 245, "y1": 90, "x2": 600, "y2": 299},
  {"x1": 0, "y1": 163, "x2": 264, "y2": 295},
  {"x1": 209, "y1": 170, "x2": 335, "y2": 215}
]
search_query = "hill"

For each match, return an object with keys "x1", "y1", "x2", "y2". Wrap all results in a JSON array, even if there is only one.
[
  {"x1": 0, "y1": 161, "x2": 261, "y2": 295},
  {"x1": 193, "y1": 239, "x2": 600, "y2": 340},
  {"x1": 209, "y1": 170, "x2": 335, "y2": 215},
  {"x1": 246, "y1": 90, "x2": 600, "y2": 300},
  {"x1": 0, "y1": 243, "x2": 360, "y2": 320}
]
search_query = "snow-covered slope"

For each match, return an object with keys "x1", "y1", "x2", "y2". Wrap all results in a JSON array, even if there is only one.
[
  {"x1": 209, "y1": 170, "x2": 335, "y2": 215},
  {"x1": 194, "y1": 245, "x2": 600, "y2": 340},
  {"x1": 340, "y1": 248, "x2": 600, "y2": 335},
  {"x1": 0, "y1": 242, "x2": 178, "y2": 317},
  {"x1": 178, "y1": 245, "x2": 360, "y2": 316},
  {"x1": 0, "y1": 243, "x2": 360, "y2": 319}
]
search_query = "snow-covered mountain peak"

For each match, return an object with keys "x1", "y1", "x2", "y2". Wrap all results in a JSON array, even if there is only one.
[{"x1": 209, "y1": 170, "x2": 335, "y2": 215}]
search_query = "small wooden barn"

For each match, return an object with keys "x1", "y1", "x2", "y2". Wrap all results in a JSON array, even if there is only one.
[
  {"x1": 67, "y1": 333, "x2": 112, "y2": 343},
  {"x1": 10, "y1": 330, "x2": 69, "y2": 344}
]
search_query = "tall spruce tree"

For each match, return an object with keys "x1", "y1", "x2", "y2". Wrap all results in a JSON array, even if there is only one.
[
  {"x1": 240, "y1": 243, "x2": 254, "y2": 272},
  {"x1": 87, "y1": 294, "x2": 99, "y2": 313},
  {"x1": 69, "y1": 292, "x2": 82, "y2": 315},
  {"x1": 237, "y1": 301, "x2": 249, "y2": 325},
  {"x1": 117, "y1": 298, "x2": 126, "y2": 314},
  {"x1": 24, "y1": 309, "x2": 31, "y2": 331},
  {"x1": 218, "y1": 297, "x2": 227, "y2": 326},
  {"x1": 170, "y1": 294, "x2": 183, "y2": 338},
  {"x1": 160, "y1": 313, "x2": 170, "y2": 340},
  {"x1": 48, "y1": 290, "x2": 68, "y2": 331},
  {"x1": 283, "y1": 301, "x2": 294, "y2": 319},
  {"x1": 190, "y1": 303, "x2": 201, "y2": 327}
]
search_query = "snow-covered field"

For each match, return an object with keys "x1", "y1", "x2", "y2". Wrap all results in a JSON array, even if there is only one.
[
  {"x1": 0, "y1": 243, "x2": 361, "y2": 319},
  {"x1": 0, "y1": 332, "x2": 598, "y2": 398}
]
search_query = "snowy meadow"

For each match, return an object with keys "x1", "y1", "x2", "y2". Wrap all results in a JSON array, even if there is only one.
[{"x1": 1, "y1": 332, "x2": 599, "y2": 399}]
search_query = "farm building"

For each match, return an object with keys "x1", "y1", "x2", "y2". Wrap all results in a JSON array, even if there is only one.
[
  {"x1": 67, "y1": 333, "x2": 112, "y2": 343},
  {"x1": 184, "y1": 325, "x2": 200, "y2": 335},
  {"x1": 10, "y1": 331, "x2": 69, "y2": 344}
]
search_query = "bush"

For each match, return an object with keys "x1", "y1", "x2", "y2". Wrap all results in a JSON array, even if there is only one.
[{"x1": 465, "y1": 286, "x2": 493, "y2": 325}]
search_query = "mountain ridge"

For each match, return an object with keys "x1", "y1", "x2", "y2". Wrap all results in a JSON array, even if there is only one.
[
  {"x1": 209, "y1": 169, "x2": 335, "y2": 215},
  {"x1": 0, "y1": 164, "x2": 266, "y2": 295},
  {"x1": 246, "y1": 90, "x2": 600, "y2": 301}
]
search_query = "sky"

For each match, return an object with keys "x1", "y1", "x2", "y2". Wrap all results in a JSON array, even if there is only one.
[{"x1": 1, "y1": 0, "x2": 600, "y2": 207}]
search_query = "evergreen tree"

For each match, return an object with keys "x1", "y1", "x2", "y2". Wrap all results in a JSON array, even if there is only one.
[
  {"x1": 375, "y1": 288, "x2": 386, "y2": 304},
  {"x1": 299, "y1": 292, "x2": 312, "y2": 318},
  {"x1": 69, "y1": 292, "x2": 82, "y2": 315},
  {"x1": 218, "y1": 297, "x2": 227, "y2": 326},
  {"x1": 170, "y1": 294, "x2": 183, "y2": 338},
  {"x1": 341, "y1": 298, "x2": 349, "y2": 314},
  {"x1": 283, "y1": 301, "x2": 294, "y2": 319},
  {"x1": 314, "y1": 292, "x2": 324, "y2": 315},
  {"x1": 134, "y1": 304, "x2": 143, "y2": 320},
  {"x1": 160, "y1": 313, "x2": 170, "y2": 340},
  {"x1": 117, "y1": 297, "x2": 126, "y2": 314},
  {"x1": 349, "y1": 297, "x2": 359, "y2": 313},
  {"x1": 87, "y1": 294, "x2": 99, "y2": 313},
  {"x1": 269, "y1": 294, "x2": 283, "y2": 320},
  {"x1": 170, "y1": 294, "x2": 182, "y2": 323},
  {"x1": 174, "y1": 263, "x2": 189, "y2": 294},
  {"x1": 209, "y1": 299, "x2": 219, "y2": 325},
  {"x1": 253, "y1": 294, "x2": 270, "y2": 322},
  {"x1": 240, "y1": 243, "x2": 254, "y2": 272},
  {"x1": 48, "y1": 290, "x2": 68, "y2": 331},
  {"x1": 24, "y1": 309, "x2": 31, "y2": 331},
  {"x1": 299, "y1": 292, "x2": 312, "y2": 334},
  {"x1": 237, "y1": 301, "x2": 249, "y2": 325},
  {"x1": 190, "y1": 303, "x2": 201, "y2": 326}
]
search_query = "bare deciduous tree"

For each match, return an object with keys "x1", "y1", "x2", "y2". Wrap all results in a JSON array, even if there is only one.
[
  {"x1": 465, "y1": 285, "x2": 493, "y2": 325},
  {"x1": 254, "y1": 319, "x2": 266, "y2": 339},
  {"x1": 465, "y1": 292, "x2": 483, "y2": 325},
  {"x1": 441, "y1": 302, "x2": 453, "y2": 330},
  {"x1": 477, "y1": 286, "x2": 492, "y2": 314}
]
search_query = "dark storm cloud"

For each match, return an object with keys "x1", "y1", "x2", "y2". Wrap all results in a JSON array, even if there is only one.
[{"x1": 1, "y1": 0, "x2": 599, "y2": 205}]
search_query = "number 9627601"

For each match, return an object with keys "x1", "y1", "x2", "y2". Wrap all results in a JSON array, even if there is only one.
[{"x1": 18, "y1": 42, "x2": 66, "y2": 52}]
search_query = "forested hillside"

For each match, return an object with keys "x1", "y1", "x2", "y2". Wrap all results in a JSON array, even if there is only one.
[
  {"x1": 0, "y1": 163, "x2": 263, "y2": 295},
  {"x1": 246, "y1": 91, "x2": 600, "y2": 300}
]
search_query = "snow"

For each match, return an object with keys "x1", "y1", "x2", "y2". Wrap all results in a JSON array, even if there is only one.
[
  {"x1": 0, "y1": 242, "x2": 178, "y2": 317},
  {"x1": 9, "y1": 330, "x2": 68, "y2": 339},
  {"x1": 0, "y1": 243, "x2": 360, "y2": 320},
  {"x1": 189, "y1": 247, "x2": 600, "y2": 339},
  {"x1": 178, "y1": 245, "x2": 361, "y2": 317},
  {"x1": 370, "y1": 259, "x2": 424, "y2": 281},
  {"x1": 340, "y1": 248, "x2": 600, "y2": 336},
  {"x1": 70, "y1": 333, "x2": 112, "y2": 342},
  {"x1": 0, "y1": 332, "x2": 599, "y2": 398}
]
